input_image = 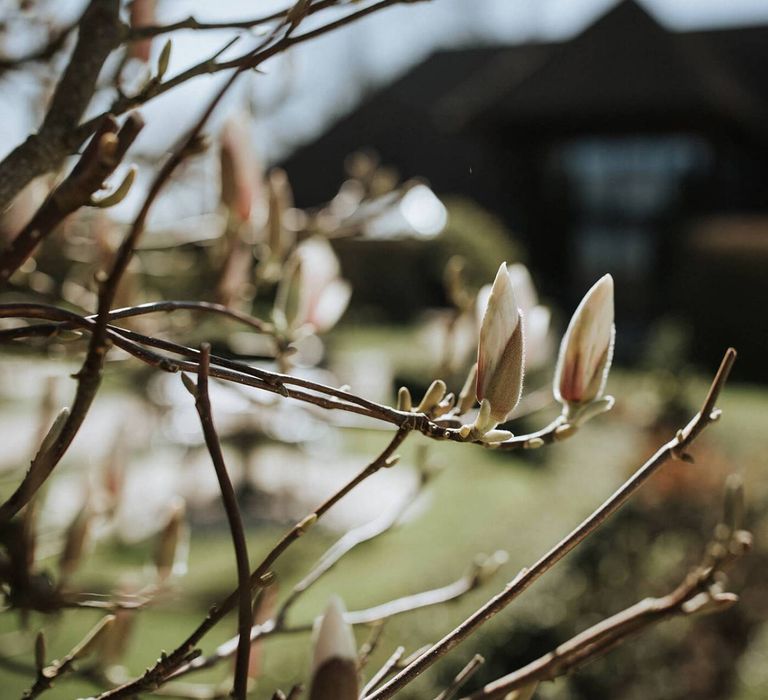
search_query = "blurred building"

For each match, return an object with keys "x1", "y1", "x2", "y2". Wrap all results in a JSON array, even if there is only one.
[{"x1": 282, "y1": 0, "x2": 768, "y2": 378}]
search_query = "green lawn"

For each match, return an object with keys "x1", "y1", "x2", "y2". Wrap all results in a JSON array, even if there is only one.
[{"x1": 1, "y1": 344, "x2": 766, "y2": 698}]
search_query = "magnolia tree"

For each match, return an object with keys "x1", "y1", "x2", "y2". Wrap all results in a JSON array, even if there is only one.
[{"x1": 0, "y1": 2, "x2": 750, "y2": 700}]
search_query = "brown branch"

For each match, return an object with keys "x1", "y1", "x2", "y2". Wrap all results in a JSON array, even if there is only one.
[
  {"x1": 177, "y1": 551, "x2": 502, "y2": 684},
  {"x1": 76, "y1": 0, "x2": 428, "y2": 143},
  {"x1": 364, "y1": 348, "x2": 737, "y2": 699},
  {"x1": 0, "y1": 113, "x2": 144, "y2": 284},
  {"x1": 275, "y1": 475, "x2": 427, "y2": 627},
  {"x1": 127, "y1": 0, "x2": 339, "y2": 39},
  {"x1": 362, "y1": 647, "x2": 405, "y2": 697},
  {"x1": 0, "y1": 302, "x2": 582, "y2": 450},
  {"x1": 0, "y1": 0, "x2": 123, "y2": 212},
  {"x1": 21, "y1": 615, "x2": 114, "y2": 700},
  {"x1": 0, "y1": 39, "x2": 247, "y2": 523},
  {"x1": 344, "y1": 568, "x2": 486, "y2": 626},
  {"x1": 92, "y1": 428, "x2": 410, "y2": 699},
  {"x1": 0, "y1": 300, "x2": 271, "y2": 340},
  {"x1": 435, "y1": 654, "x2": 484, "y2": 700},
  {"x1": 463, "y1": 530, "x2": 749, "y2": 699},
  {"x1": 191, "y1": 345, "x2": 251, "y2": 700}
]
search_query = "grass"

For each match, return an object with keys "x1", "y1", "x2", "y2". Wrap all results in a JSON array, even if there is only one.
[{"x1": 1, "y1": 331, "x2": 766, "y2": 699}]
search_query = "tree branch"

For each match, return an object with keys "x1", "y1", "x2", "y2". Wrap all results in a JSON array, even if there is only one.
[
  {"x1": 0, "y1": 37, "x2": 246, "y2": 523},
  {"x1": 191, "y1": 344, "x2": 251, "y2": 700},
  {"x1": 0, "y1": 0, "x2": 122, "y2": 212},
  {"x1": 0, "y1": 301, "x2": 587, "y2": 451},
  {"x1": 364, "y1": 348, "x2": 737, "y2": 699},
  {"x1": 463, "y1": 523, "x2": 749, "y2": 699},
  {"x1": 275, "y1": 474, "x2": 427, "y2": 627},
  {"x1": 126, "y1": 0, "x2": 339, "y2": 40},
  {"x1": 435, "y1": 654, "x2": 484, "y2": 700},
  {"x1": 92, "y1": 428, "x2": 410, "y2": 699},
  {"x1": 76, "y1": 0, "x2": 429, "y2": 144},
  {"x1": 0, "y1": 18, "x2": 79, "y2": 74},
  {"x1": 0, "y1": 113, "x2": 143, "y2": 284}
]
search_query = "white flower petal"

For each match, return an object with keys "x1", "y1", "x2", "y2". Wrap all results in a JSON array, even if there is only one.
[
  {"x1": 476, "y1": 263, "x2": 525, "y2": 423},
  {"x1": 553, "y1": 274, "x2": 614, "y2": 406}
]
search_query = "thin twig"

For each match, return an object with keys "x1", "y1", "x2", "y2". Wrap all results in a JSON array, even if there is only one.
[
  {"x1": 358, "y1": 622, "x2": 388, "y2": 669},
  {"x1": 275, "y1": 478, "x2": 426, "y2": 626},
  {"x1": 21, "y1": 615, "x2": 114, "y2": 699},
  {"x1": 362, "y1": 646, "x2": 405, "y2": 697},
  {"x1": 0, "y1": 113, "x2": 144, "y2": 284},
  {"x1": 127, "y1": 0, "x2": 339, "y2": 39},
  {"x1": 364, "y1": 348, "x2": 737, "y2": 699},
  {"x1": 463, "y1": 526, "x2": 749, "y2": 699},
  {"x1": 0, "y1": 0, "x2": 123, "y2": 211},
  {"x1": 0, "y1": 300, "x2": 271, "y2": 340},
  {"x1": 93, "y1": 428, "x2": 410, "y2": 698},
  {"x1": 435, "y1": 654, "x2": 484, "y2": 700},
  {"x1": 178, "y1": 554, "x2": 501, "y2": 682},
  {"x1": 77, "y1": 0, "x2": 428, "y2": 142},
  {"x1": 345, "y1": 570, "x2": 485, "y2": 626},
  {"x1": 0, "y1": 302, "x2": 581, "y2": 450},
  {"x1": 192, "y1": 345, "x2": 252, "y2": 700},
  {"x1": 0, "y1": 30, "x2": 248, "y2": 523},
  {"x1": 0, "y1": 19, "x2": 78, "y2": 73}
]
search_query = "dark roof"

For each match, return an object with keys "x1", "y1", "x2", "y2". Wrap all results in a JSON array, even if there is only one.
[
  {"x1": 436, "y1": 0, "x2": 768, "y2": 138},
  {"x1": 282, "y1": 0, "x2": 768, "y2": 204}
]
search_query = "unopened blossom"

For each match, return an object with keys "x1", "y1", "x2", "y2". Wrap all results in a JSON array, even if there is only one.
[
  {"x1": 278, "y1": 238, "x2": 351, "y2": 334},
  {"x1": 153, "y1": 498, "x2": 188, "y2": 582},
  {"x1": 476, "y1": 262, "x2": 525, "y2": 424},
  {"x1": 553, "y1": 274, "x2": 615, "y2": 407},
  {"x1": 507, "y1": 263, "x2": 552, "y2": 370},
  {"x1": 128, "y1": 0, "x2": 155, "y2": 63},
  {"x1": 219, "y1": 116, "x2": 260, "y2": 222},
  {"x1": 309, "y1": 597, "x2": 358, "y2": 700}
]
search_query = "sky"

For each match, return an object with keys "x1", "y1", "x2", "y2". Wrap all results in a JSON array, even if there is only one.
[
  {"x1": 141, "y1": 0, "x2": 768, "y2": 161},
  {"x1": 4, "y1": 0, "x2": 768, "y2": 219}
]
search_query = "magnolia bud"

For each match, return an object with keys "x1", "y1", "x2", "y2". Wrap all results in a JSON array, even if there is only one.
[
  {"x1": 396, "y1": 386, "x2": 413, "y2": 412},
  {"x1": 416, "y1": 379, "x2": 447, "y2": 414},
  {"x1": 276, "y1": 238, "x2": 351, "y2": 334},
  {"x1": 553, "y1": 274, "x2": 615, "y2": 410},
  {"x1": 219, "y1": 116, "x2": 258, "y2": 222},
  {"x1": 457, "y1": 363, "x2": 478, "y2": 416},
  {"x1": 129, "y1": 0, "x2": 155, "y2": 63},
  {"x1": 154, "y1": 498, "x2": 187, "y2": 582},
  {"x1": 309, "y1": 597, "x2": 358, "y2": 700},
  {"x1": 156, "y1": 39, "x2": 172, "y2": 80},
  {"x1": 476, "y1": 263, "x2": 525, "y2": 424},
  {"x1": 59, "y1": 502, "x2": 92, "y2": 581}
]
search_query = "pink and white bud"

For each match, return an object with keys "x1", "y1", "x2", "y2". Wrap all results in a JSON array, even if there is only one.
[
  {"x1": 507, "y1": 263, "x2": 552, "y2": 370},
  {"x1": 219, "y1": 116, "x2": 260, "y2": 223},
  {"x1": 506, "y1": 263, "x2": 538, "y2": 316},
  {"x1": 129, "y1": 0, "x2": 155, "y2": 63},
  {"x1": 153, "y1": 498, "x2": 188, "y2": 582},
  {"x1": 309, "y1": 597, "x2": 358, "y2": 700},
  {"x1": 279, "y1": 238, "x2": 351, "y2": 334},
  {"x1": 553, "y1": 274, "x2": 615, "y2": 408},
  {"x1": 475, "y1": 263, "x2": 525, "y2": 424}
]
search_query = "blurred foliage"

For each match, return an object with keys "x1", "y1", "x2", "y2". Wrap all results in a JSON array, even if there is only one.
[{"x1": 436, "y1": 197, "x2": 524, "y2": 290}]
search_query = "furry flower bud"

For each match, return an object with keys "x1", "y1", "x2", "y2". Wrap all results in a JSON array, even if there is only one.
[
  {"x1": 475, "y1": 263, "x2": 525, "y2": 424},
  {"x1": 553, "y1": 274, "x2": 615, "y2": 408},
  {"x1": 309, "y1": 597, "x2": 358, "y2": 700}
]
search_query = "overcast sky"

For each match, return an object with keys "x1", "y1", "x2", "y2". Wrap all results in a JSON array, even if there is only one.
[
  {"x1": 141, "y1": 0, "x2": 768, "y2": 161},
  {"x1": 6, "y1": 0, "x2": 768, "y2": 160},
  {"x1": 4, "y1": 0, "x2": 768, "y2": 214}
]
